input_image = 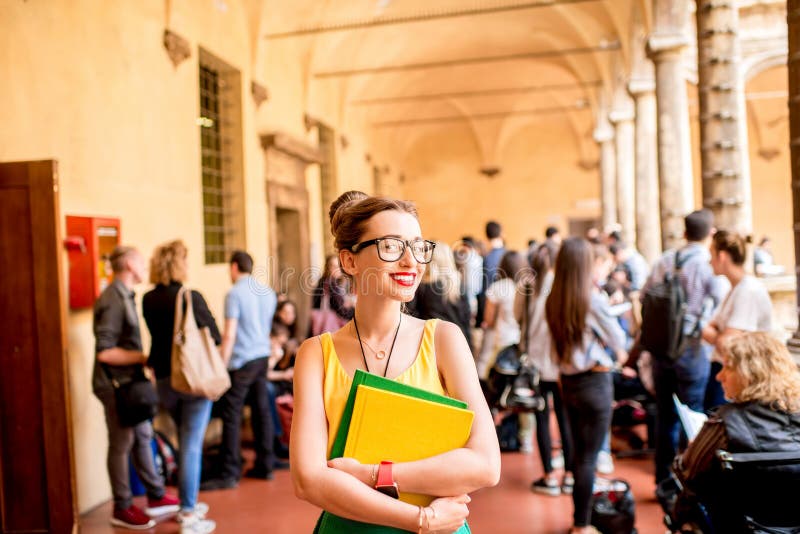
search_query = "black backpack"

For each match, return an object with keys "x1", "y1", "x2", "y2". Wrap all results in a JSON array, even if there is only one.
[{"x1": 639, "y1": 250, "x2": 696, "y2": 361}]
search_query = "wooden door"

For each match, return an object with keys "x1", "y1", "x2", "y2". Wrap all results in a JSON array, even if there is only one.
[{"x1": 0, "y1": 161, "x2": 76, "y2": 533}]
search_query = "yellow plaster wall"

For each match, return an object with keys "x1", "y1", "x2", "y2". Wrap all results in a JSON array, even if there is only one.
[
  {"x1": 0, "y1": 0, "x2": 374, "y2": 512},
  {"x1": 746, "y1": 65, "x2": 794, "y2": 270},
  {"x1": 401, "y1": 118, "x2": 600, "y2": 250}
]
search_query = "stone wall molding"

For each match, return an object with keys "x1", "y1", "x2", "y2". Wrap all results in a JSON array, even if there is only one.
[{"x1": 163, "y1": 29, "x2": 190, "y2": 68}]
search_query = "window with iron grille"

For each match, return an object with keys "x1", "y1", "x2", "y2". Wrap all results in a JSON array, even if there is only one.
[{"x1": 198, "y1": 48, "x2": 245, "y2": 264}]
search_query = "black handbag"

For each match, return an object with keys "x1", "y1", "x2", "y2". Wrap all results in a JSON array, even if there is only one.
[
  {"x1": 591, "y1": 478, "x2": 637, "y2": 534},
  {"x1": 104, "y1": 365, "x2": 158, "y2": 427}
]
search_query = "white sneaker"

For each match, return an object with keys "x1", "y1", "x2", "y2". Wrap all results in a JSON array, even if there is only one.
[
  {"x1": 176, "y1": 502, "x2": 210, "y2": 522},
  {"x1": 596, "y1": 451, "x2": 615, "y2": 474},
  {"x1": 551, "y1": 451, "x2": 565, "y2": 470},
  {"x1": 180, "y1": 513, "x2": 216, "y2": 534}
]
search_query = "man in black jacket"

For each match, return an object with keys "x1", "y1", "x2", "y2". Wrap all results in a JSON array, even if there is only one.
[{"x1": 93, "y1": 246, "x2": 178, "y2": 529}]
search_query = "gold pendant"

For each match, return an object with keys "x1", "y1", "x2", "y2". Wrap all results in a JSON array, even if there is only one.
[{"x1": 375, "y1": 350, "x2": 387, "y2": 360}]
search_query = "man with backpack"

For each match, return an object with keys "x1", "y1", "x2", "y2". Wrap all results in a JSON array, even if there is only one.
[{"x1": 639, "y1": 210, "x2": 726, "y2": 485}]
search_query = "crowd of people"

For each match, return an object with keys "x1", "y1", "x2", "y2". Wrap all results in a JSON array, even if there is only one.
[{"x1": 92, "y1": 191, "x2": 800, "y2": 534}]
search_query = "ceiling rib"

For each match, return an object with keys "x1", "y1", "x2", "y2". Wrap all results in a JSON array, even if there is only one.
[
  {"x1": 264, "y1": 0, "x2": 604, "y2": 39},
  {"x1": 372, "y1": 103, "x2": 590, "y2": 128},
  {"x1": 350, "y1": 80, "x2": 604, "y2": 105},
  {"x1": 314, "y1": 42, "x2": 620, "y2": 78}
]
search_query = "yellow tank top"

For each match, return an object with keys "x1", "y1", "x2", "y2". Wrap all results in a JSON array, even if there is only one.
[{"x1": 321, "y1": 318, "x2": 446, "y2": 458}]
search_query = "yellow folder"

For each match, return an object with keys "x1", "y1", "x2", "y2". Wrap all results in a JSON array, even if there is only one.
[{"x1": 343, "y1": 384, "x2": 475, "y2": 506}]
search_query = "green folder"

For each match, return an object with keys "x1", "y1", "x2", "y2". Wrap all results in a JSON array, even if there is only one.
[
  {"x1": 317, "y1": 369, "x2": 471, "y2": 534},
  {"x1": 329, "y1": 368, "x2": 468, "y2": 459}
]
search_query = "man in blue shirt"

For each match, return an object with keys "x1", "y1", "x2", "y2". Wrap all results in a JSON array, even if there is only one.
[
  {"x1": 475, "y1": 221, "x2": 505, "y2": 327},
  {"x1": 202, "y1": 251, "x2": 278, "y2": 489}
]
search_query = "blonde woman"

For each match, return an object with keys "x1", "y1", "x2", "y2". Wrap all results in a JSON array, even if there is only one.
[
  {"x1": 142, "y1": 240, "x2": 221, "y2": 533},
  {"x1": 674, "y1": 332, "x2": 800, "y2": 532},
  {"x1": 407, "y1": 241, "x2": 473, "y2": 351}
]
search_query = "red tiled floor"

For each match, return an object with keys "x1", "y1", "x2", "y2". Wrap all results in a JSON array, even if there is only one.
[{"x1": 80, "y1": 451, "x2": 667, "y2": 533}]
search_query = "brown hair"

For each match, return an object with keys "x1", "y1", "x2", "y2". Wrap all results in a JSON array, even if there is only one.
[
  {"x1": 712, "y1": 229, "x2": 748, "y2": 266},
  {"x1": 531, "y1": 241, "x2": 558, "y2": 296},
  {"x1": 329, "y1": 191, "x2": 419, "y2": 252},
  {"x1": 149, "y1": 240, "x2": 188, "y2": 285},
  {"x1": 722, "y1": 332, "x2": 800, "y2": 413},
  {"x1": 109, "y1": 246, "x2": 137, "y2": 274},
  {"x1": 546, "y1": 238, "x2": 594, "y2": 365},
  {"x1": 497, "y1": 250, "x2": 527, "y2": 282},
  {"x1": 323, "y1": 254, "x2": 340, "y2": 279}
]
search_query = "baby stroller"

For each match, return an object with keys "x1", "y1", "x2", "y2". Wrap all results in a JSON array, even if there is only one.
[{"x1": 484, "y1": 344, "x2": 546, "y2": 413}]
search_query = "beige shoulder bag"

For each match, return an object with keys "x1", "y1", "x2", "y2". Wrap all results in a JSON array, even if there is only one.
[{"x1": 171, "y1": 287, "x2": 230, "y2": 400}]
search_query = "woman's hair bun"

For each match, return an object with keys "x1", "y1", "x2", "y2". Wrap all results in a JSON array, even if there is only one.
[{"x1": 329, "y1": 190, "x2": 368, "y2": 227}]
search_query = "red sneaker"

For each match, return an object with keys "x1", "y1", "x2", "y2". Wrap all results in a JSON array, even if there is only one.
[
  {"x1": 145, "y1": 493, "x2": 180, "y2": 517},
  {"x1": 110, "y1": 505, "x2": 156, "y2": 529}
]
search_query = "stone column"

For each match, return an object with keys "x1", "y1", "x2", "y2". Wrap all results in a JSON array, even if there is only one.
[
  {"x1": 629, "y1": 79, "x2": 661, "y2": 262},
  {"x1": 786, "y1": 0, "x2": 800, "y2": 359},
  {"x1": 648, "y1": 0, "x2": 695, "y2": 250},
  {"x1": 609, "y1": 108, "x2": 637, "y2": 246},
  {"x1": 695, "y1": 0, "x2": 752, "y2": 234},
  {"x1": 594, "y1": 120, "x2": 618, "y2": 231}
]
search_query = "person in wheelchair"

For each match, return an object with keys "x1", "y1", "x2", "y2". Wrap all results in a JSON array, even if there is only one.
[{"x1": 671, "y1": 332, "x2": 800, "y2": 533}]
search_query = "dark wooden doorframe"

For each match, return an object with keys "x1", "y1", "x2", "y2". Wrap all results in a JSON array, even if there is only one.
[{"x1": 0, "y1": 160, "x2": 77, "y2": 534}]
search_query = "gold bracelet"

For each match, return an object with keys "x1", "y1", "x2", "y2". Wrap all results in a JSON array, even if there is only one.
[
  {"x1": 371, "y1": 464, "x2": 378, "y2": 485},
  {"x1": 417, "y1": 506, "x2": 425, "y2": 534},
  {"x1": 425, "y1": 505, "x2": 435, "y2": 530}
]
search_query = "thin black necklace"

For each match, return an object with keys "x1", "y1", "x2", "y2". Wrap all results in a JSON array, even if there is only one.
[{"x1": 353, "y1": 313, "x2": 402, "y2": 377}]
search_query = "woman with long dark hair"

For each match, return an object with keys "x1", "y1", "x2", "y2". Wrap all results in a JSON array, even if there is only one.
[
  {"x1": 515, "y1": 242, "x2": 574, "y2": 495},
  {"x1": 546, "y1": 238, "x2": 627, "y2": 534}
]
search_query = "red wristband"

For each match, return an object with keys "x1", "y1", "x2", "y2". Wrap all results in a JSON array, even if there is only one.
[{"x1": 375, "y1": 461, "x2": 399, "y2": 499}]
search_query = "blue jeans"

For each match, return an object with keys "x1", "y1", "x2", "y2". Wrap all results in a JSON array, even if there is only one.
[
  {"x1": 652, "y1": 343, "x2": 711, "y2": 483},
  {"x1": 157, "y1": 379, "x2": 212, "y2": 512}
]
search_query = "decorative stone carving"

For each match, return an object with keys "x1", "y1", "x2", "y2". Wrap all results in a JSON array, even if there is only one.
[
  {"x1": 260, "y1": 132, "x2": 323, "y2": 165},
  {"x1": 251, "y1": 81, "x2": 269, "y2": 108},
  {"x1": 304, "y1": 114, "x2": 320, "y2": 132},
  {"x1": 479, "y1": 166, "x2": 500, "y2": 178},
  {"x1": 163, "y1": 29, "x2": 190, "y2": 68},
  {"x1": 758, "y1": 147, "x2": 780, "y2": 160}
]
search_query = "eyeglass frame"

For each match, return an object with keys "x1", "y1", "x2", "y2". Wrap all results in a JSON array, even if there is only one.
[{"x1": 350, "y1": 237, "x2": 436, "y2": 264}]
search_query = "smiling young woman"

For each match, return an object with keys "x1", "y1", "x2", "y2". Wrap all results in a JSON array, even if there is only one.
[{"x1": 290, "y1": 191, "x2": 500, "y2": 533}]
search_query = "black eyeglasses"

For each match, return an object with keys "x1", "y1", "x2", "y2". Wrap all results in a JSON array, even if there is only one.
[{"x1": 351, "y1": 237, "x2": 436, "y2": 264}]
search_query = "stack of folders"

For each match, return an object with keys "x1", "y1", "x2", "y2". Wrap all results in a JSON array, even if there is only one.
[{"x1": 316, "y1": 369, "x2": 474, "y2": 534}]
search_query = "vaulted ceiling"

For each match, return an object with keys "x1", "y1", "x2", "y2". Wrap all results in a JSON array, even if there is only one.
[{"x1": 256, "y1": 0, "x2": 651, "y2": 167}]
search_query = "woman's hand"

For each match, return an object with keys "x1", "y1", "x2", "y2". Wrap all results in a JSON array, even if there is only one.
[
  {"x1": 327, "y1": 457, "x2": 373, "y2": 487},
  {"x1": 424, "y1": 495, "x2": 471, "y2": 534}
]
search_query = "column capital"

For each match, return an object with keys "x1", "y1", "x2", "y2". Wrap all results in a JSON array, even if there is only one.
[
  {"x1": 593, "y1": 123, "x2": 615, "y2": 143},
  {"x1": 609, "y1": 110, "x2": 636, "y2": 125},
  {"x1": 646, "y1": 33, "x2": 691, "y2": 59},
  {"x1": 628, "y1": 78, "x2": 656, "y2": 97}
]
